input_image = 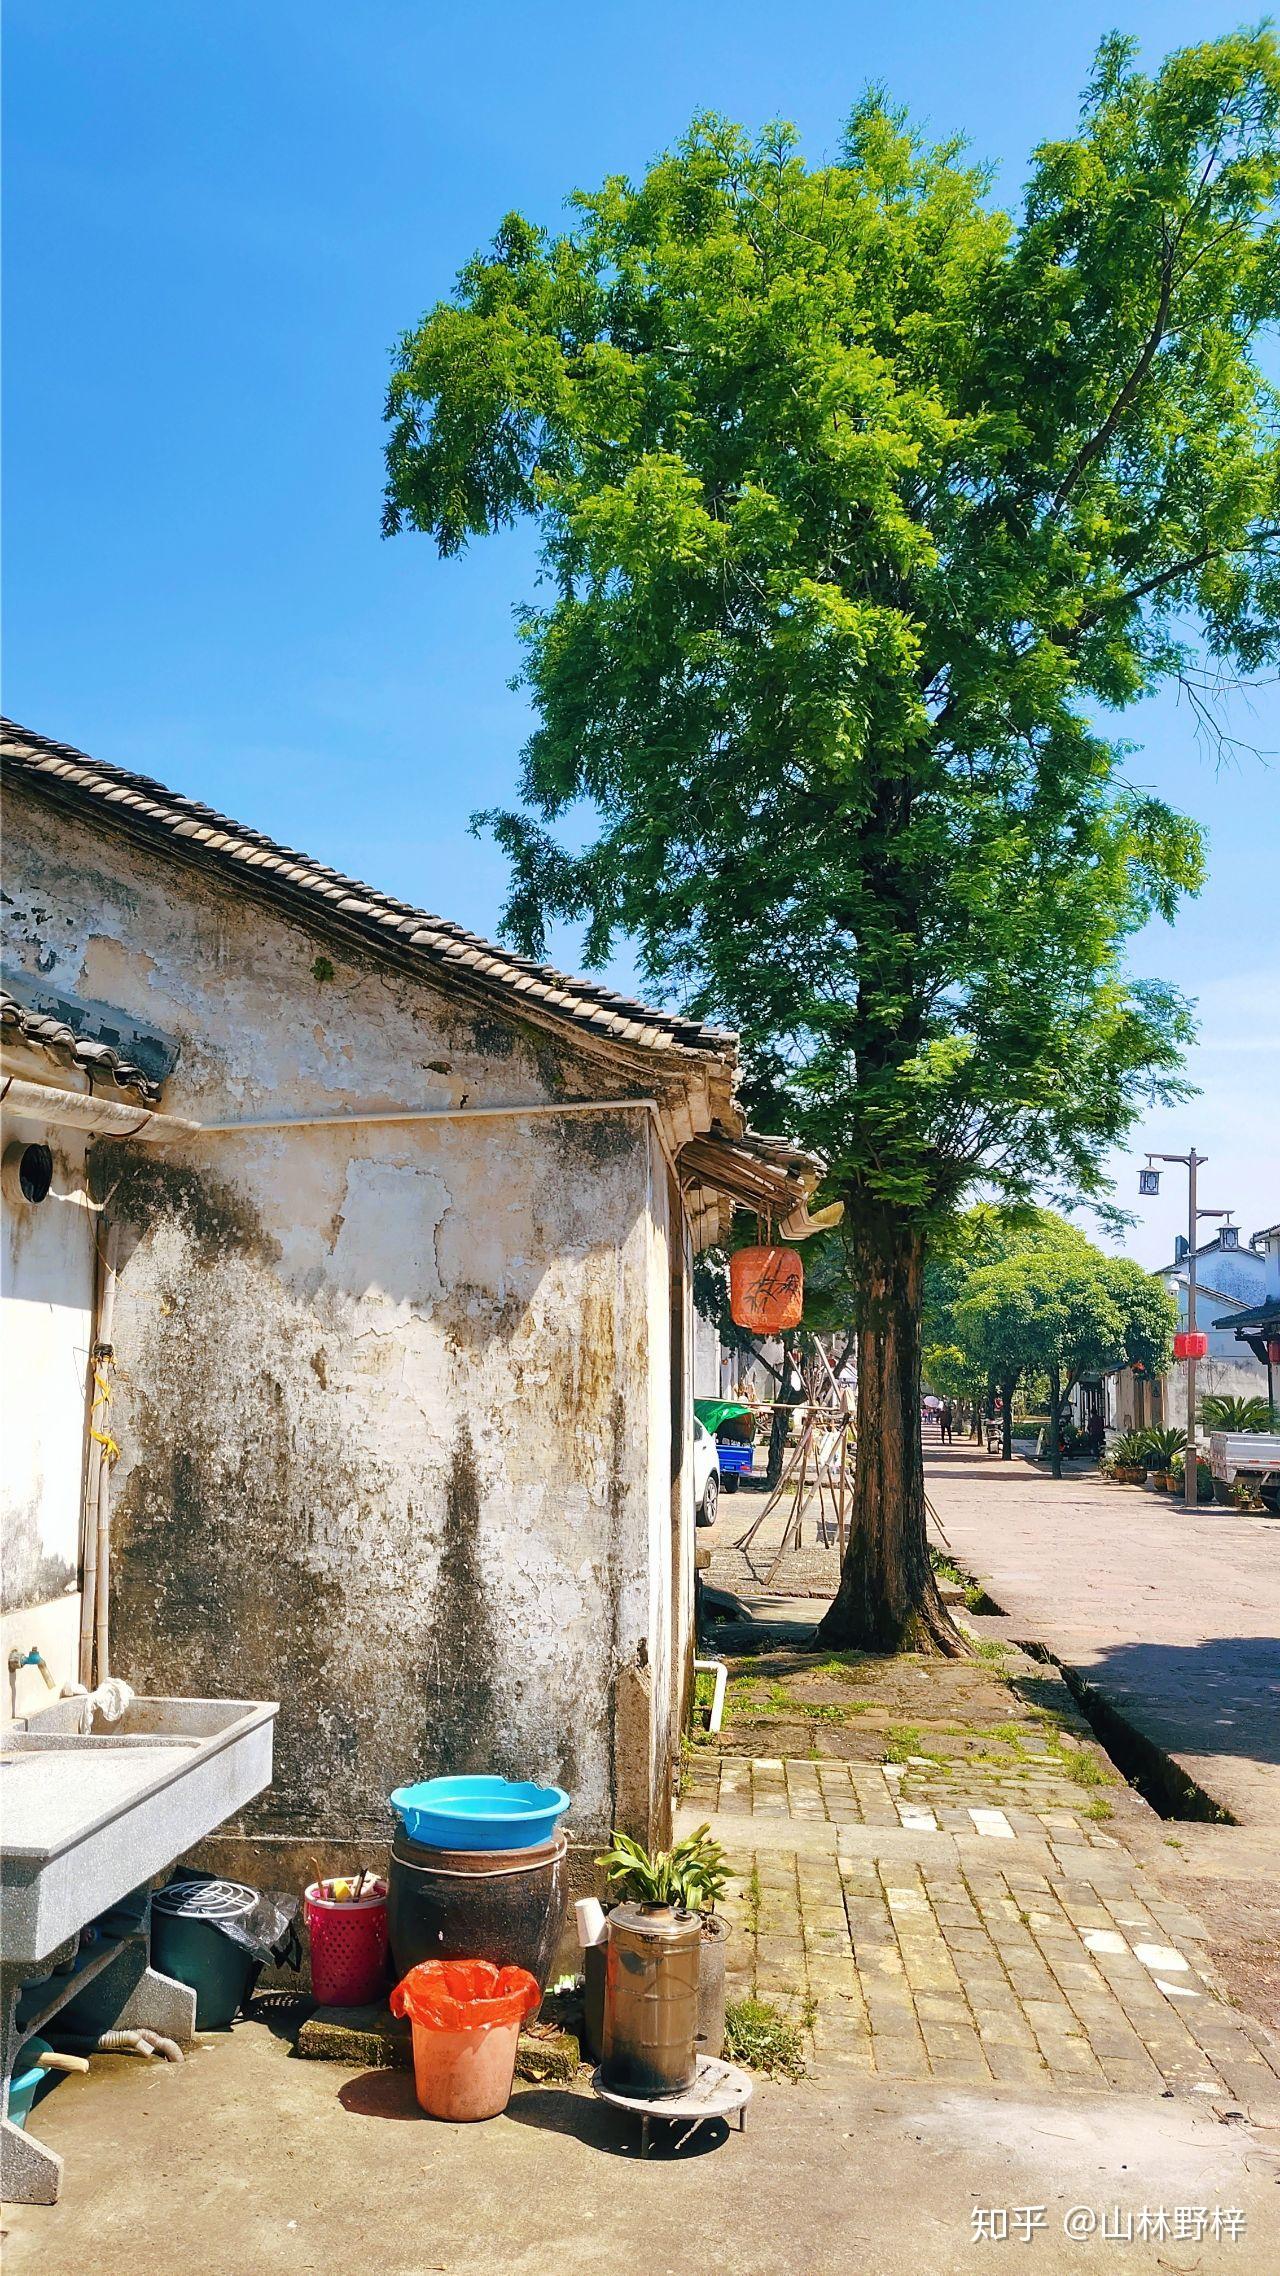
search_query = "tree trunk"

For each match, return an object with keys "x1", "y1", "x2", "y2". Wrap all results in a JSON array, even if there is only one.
[
  {"x1": 817, "y1": 1207, "x2": 960, "y2": 1656},
  {"x1": 1000, "y1": 1376, "x2": 1015, "y2": 1463},
  {"x1": 765, "y1": 1401, "x2": 790, "y2": 1490},
  {"x1": 1049, "y1": 1364, "x2": 1063, "y2": 1479}
]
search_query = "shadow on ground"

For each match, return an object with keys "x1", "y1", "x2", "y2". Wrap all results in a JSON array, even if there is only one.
[
  {"x1": 1057, "y1": 1634, "x2": 1280, "y2": 1770},
  {"x1": 504, "y1": 2086, "x2": 731, "y2": 2159}
]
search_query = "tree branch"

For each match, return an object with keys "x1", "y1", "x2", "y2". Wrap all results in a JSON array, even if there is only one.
[
  {"x1": 1077, "y1": 524, "x2": 1280, "y2": 631},
  {"x1": 1051, "y1": 235, "x2": 1176, "y2": 513}
]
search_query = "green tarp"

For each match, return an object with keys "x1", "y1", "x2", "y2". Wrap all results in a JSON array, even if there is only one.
[{"x1": 694, "y1": 1399, "x2": 754, "y2": 1434}]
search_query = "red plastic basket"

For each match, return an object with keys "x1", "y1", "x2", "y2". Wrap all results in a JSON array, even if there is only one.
[{"x1": 305, "y1": 1880, "x2": 388, "y2": 2006}]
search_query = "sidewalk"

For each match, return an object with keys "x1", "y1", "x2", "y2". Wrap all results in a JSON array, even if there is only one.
[
  {"x1": 679, "y1": 1638, "x2": 1280, "y2": 2113},
  {"x1": 925, "y1": 1444, "x2": 1280, "y2": 1830}
]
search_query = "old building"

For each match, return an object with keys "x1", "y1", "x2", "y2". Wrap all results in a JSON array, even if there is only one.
[
  {"x1": 1, "y1": 719, "x2": 818, "y2": 1894},
  {"x1": 1096, "y1": 1221, "x2": 1279, "y2": 1437}
]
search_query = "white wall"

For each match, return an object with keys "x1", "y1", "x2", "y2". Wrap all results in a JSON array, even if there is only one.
[
  {"x1": 1, "y1": 1115, "x2": 94, "y2": 1712},
  {"x1": 3, "y1": 787, "x2": 684, "y2": 1844}
]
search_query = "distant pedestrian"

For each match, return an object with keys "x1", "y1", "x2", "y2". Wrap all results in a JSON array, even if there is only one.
[{"x1": 940, "y1": 1401, "x2": 954, "y2": 1444}]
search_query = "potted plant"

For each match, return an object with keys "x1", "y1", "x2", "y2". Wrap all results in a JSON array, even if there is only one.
[
  {"x1": 1200, "y1": 1393, "x2": 1273, "y2": 1433},
  {"x1": 1108, "y1": 1431, "x2": 1149, "y2": 1485},
  {"x1": 586, "y1": 1824, "x2": 731, "y2": 2068},
  {"x1": 1142, "y1": 1427, "x2": 1187, "y2": 1490}
]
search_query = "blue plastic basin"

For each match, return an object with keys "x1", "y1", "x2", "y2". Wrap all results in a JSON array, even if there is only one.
[
  {"x1": 7, "y1": 2038, "x2": 53, "y2": 2131},
  {"x1": 388, "y1": 1775, "x2": 570, "y2": 1852}
]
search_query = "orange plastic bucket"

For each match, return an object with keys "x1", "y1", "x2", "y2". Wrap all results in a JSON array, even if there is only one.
[{"x1": 390, "y1": 1959, "x2": 540, "y2": 2122}]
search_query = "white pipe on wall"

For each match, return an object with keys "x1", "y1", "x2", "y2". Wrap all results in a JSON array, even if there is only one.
[
  {"x1": 0, "y1": 1075, "x2": 196, "y2": 1141},
  {"x1": 186, "y1": 1096, "x2": 660, "y2": 1137}
]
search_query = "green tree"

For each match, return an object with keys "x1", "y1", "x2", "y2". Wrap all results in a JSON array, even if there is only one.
[
  {"x1": 954, "y1": 1244, "x2": 1176, "y2": 1476},
  {"x1": 924, "y1": 1206, "x2": 1096, "y2": 1453},
  {"x1": 384, "y1": 34, "x2": 1280, "y2": 1650},
  {"x1": 955, "y1": 1253, "x2": 1119, "y2": 1477},
  {"x1": 1101, "y1": 1255, "x2": 1177, "y2": 1382}
]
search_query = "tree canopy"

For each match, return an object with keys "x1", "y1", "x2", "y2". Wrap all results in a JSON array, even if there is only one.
[
  {"x1": 950, "y1": 1223, "x2": 1176, "y2": 1473},
  {"x1": 385, "y1": 30, "x2": 1280, "y2": 1648}
]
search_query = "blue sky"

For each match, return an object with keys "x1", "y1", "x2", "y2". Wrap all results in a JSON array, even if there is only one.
[{"x1": 6, "y1": 1, "x2": 1276, "y2": 1264}]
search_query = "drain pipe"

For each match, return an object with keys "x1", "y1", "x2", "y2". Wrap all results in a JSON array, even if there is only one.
[
  {"x1": 694, "y1": 1657, "x2": 728, "y2": 1735},
  {"x1": 94, "y1": 1218, "x2": 120, "y2": 1686},
  {"x1": 78, "y1": 1219, "x2": 120, "y2": 1687},
  {"x1": 180, "y1": 1096, "x2": 660, "y2": 1137}
]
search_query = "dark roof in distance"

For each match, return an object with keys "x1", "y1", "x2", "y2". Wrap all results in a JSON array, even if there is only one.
[{"x1": 1212, "y1": 1297, "x2": 1280, "y2": 1334}]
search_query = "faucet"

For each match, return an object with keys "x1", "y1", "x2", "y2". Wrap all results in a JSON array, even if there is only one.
[{"x1": 8, "y1": 1646, "x2": 57, "y2": 1689}]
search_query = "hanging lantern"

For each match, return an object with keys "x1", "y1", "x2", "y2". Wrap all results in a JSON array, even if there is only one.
[
  {"x1": 1173, "y1": 1330, "x2": 1208, "y2": 1361},
  {"x1": 729, "y1": 1245, "x2": 804, "y2": 1334},
  {"x1": 1266, "y1": 1338, "x2": 1280, "y2": 1367},
  {"x1": 1139, "y1": 1167, "x2": 1161, "y2": 1196}
]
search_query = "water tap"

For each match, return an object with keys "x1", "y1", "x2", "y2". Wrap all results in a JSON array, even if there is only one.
[{"x1": 8, "y1": 1646, "x2": 57, "y2": 1688}]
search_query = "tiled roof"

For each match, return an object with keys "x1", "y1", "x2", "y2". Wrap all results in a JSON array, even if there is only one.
[
  {"x1": 1, "y1": 719, "x2": 737, "y2": 1075},
  {"x1": 1, "y1": 987, "x2": 161, "y2": 1102},
  {"x1": 1212, "y1": 1297, "x2": 1280, "y2": 1332}
]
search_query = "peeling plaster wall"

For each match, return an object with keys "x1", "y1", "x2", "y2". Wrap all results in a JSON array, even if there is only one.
[
  {"x1": 3, "y1": 789, "x2": 681, "y2": 1843},
  {"x1": 0, "y1": 1110, "x2": 93, "y2": 1709}
]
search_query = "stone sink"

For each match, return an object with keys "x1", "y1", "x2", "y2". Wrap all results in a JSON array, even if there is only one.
[{"x1": 1, "y1": 1695, "x2": 278, "y2": 1966}]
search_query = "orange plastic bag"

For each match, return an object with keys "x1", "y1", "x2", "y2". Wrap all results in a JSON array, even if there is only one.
[{"x1": 390, "y1": 1958, "x2": 540, "y2": 2035}]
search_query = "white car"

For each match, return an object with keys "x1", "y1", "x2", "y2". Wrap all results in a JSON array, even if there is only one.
[{"x1": 693, "y1": 1416, "x2": 721, "y2": 1526}]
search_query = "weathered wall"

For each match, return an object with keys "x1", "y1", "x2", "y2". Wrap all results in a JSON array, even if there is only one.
[
  {"x1": 0, "y1": 1111, "x2": 93, "y2": 1711},
  {"x1": 3, "y1": 787, "x2": 683, "y2": 1844},
  {"x1": 1156, "y1": 1351, "x2": 1271, "y2": 1432}
]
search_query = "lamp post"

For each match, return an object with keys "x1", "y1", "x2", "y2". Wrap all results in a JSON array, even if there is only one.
[{"x1": 1140, "y1": 1152, "x2": 1229, "y2": 1509}]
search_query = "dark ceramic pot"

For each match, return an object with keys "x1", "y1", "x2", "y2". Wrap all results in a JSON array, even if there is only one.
[{"x1": 387, "y1": 1828, "x2": 567, "y2": 1992}]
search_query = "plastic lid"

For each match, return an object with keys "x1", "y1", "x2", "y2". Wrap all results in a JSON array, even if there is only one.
[{"x1": 152, "y1": 1875, "x2": 258, "y2": 1920}]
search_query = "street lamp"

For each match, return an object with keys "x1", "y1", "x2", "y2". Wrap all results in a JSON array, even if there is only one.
[{"x1": 1140, "y1": 1151, "x2": 1230, "y2": 1509}]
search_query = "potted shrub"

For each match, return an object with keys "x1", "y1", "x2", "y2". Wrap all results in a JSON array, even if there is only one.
[
  {"x1": 1142, "y1": 1427, "x2": 1187, "y2": 1490},
  {"x1": 1200, "y1": 1393, "x2": 1273, "y2": 1433},
  {"x1": 1109, "y1": 1432, "x2": 1149, "y2": 1485},
  {"x1": 586, "y1": 1824, "x2": 731, "y2": 2068}
]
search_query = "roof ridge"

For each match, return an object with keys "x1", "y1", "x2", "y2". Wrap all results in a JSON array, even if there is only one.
[{"x1": 1, "y1": 718, "x2": 737, "y2": 1064}]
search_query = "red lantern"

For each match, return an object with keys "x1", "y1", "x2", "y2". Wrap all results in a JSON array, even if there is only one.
[
  {"x1": 1173, "y1": 1330, "x2": 1209, "y2": 1361},
  {"x1": 1267, "y1": 1338, "x2": 1280, "y2": 1366},
  {"x1": 729, "y1": 1246, "x2": 804, "y2": 1334}
]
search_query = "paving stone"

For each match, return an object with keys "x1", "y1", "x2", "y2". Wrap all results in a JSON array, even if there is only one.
[
  {"x1": 1133, "y1": 1941, "x2": 1190, "y2": 1973},
  {"x1": 968, "y1": 1808, "x2": 1015, "y2": 1838},
  {"x1": 685, "y1": 1687, "x2": 1278, "y2": 2109}
]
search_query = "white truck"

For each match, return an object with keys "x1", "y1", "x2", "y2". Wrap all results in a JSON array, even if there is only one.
[{"x1": 1209, "y1": 1432, "x2": 1280, "y2": 1513}]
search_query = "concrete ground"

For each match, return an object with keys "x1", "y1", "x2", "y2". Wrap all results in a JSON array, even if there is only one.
[
  {"x1": 6, "y1": 2018, "x2": 1280, "y2": 2275},
  {"x1": 9, "y1": 1445, "x2": 1278, "y2": 2271}
]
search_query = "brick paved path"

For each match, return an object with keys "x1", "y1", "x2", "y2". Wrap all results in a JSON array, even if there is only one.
[
  {"x1": 679, "y1": 1610, "x2": 1280, "y2": 2115},
  {"x1": 680, "y1": 1763, "x2": 1280, "y2": 2108}
]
